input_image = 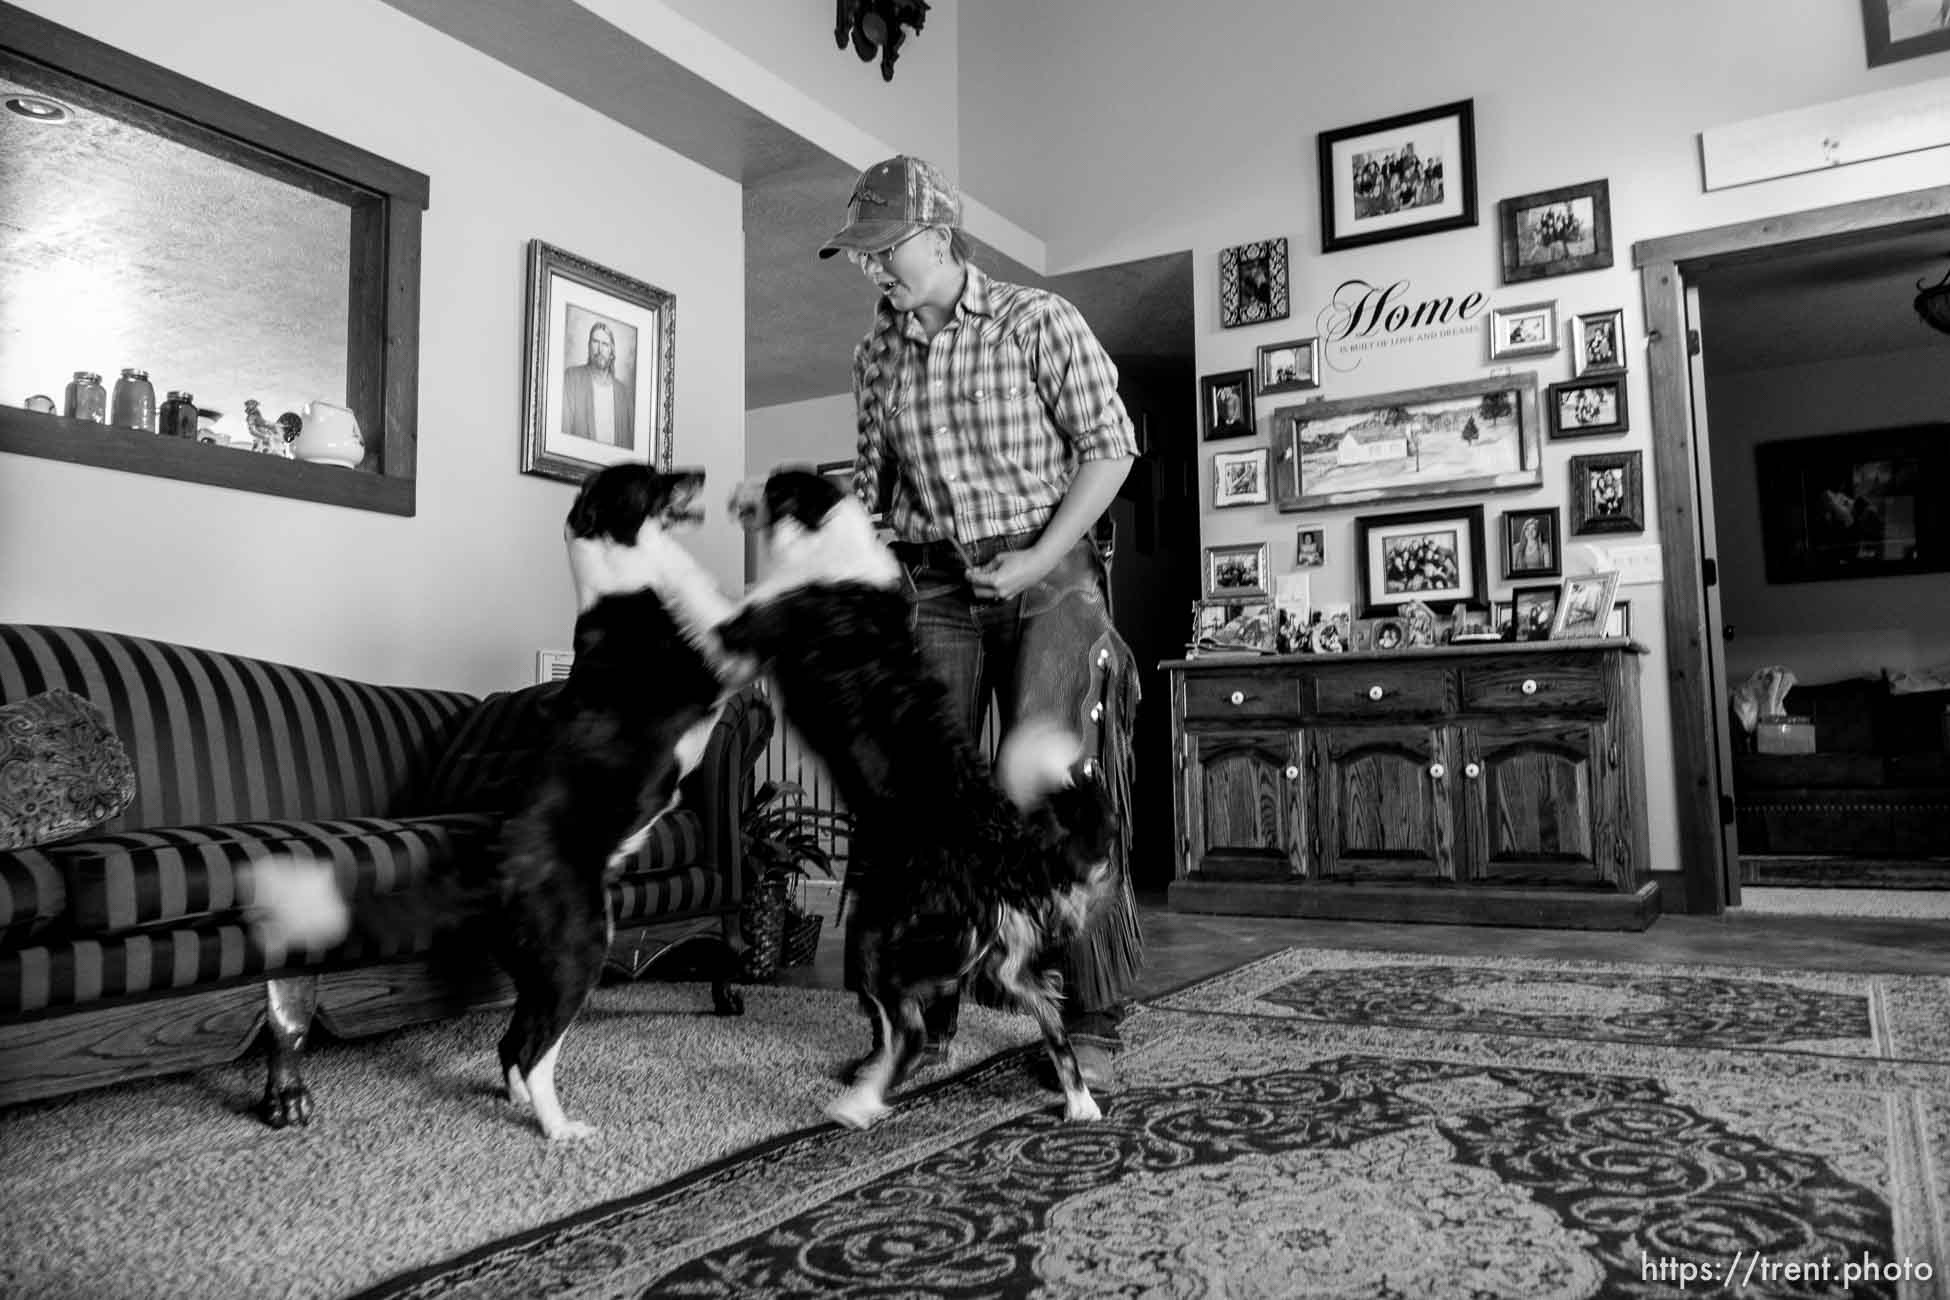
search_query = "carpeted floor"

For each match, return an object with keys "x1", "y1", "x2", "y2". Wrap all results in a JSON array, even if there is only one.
[{"x1": 5, "y1": 950, "x2": 1948, "y2": 1299}]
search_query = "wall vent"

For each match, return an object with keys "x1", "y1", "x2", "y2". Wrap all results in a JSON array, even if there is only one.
[{"x1": 536, "y1": 650, "x2": 575, "y2": 684}]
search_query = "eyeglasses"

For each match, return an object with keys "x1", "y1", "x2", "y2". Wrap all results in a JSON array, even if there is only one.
[{"x1": 845, "y1": 229, "x2": 925, "y2": 272}]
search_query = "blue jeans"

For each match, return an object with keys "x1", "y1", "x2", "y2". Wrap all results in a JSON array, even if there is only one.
[{"x1": 894, "y1": 531, "x2": 1142, "y2": 1046}]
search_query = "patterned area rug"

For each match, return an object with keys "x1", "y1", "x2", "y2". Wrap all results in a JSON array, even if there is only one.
[{"x1": 360, "y1": 951, "x2": 1950, "y2": 1299}]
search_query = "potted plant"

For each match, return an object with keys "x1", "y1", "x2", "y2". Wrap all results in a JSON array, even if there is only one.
[{"x1": 740, "y1": 779, "x2": 852, "y2": 980}]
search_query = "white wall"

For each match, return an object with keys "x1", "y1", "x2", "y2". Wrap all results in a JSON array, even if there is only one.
[
  {"x1": 651, "y1": 0, "x2": 960, "y2": 176},
  {"x1": 959, "y1": 0, "x2": 1950, "y2": 878},
  {"x1": 1708, "y1": 346, "x2": 1950, "y2": 686},
  {"x1": 745, "y1": 393, "x2": 855, "y2": 477},
  {"x1": 0, "y1": 0, "x2": 748, "y2": 697}
]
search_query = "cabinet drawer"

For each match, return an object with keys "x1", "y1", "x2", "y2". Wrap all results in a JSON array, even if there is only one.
[
  {"x1": 1461, "y1": 662, "x2": 1605, "y2": 713},
  {"x1": 1310, "y1": 666, "x2": 1453, "y2": 717},
  {"x1": 1183, "y1": 674, "x2": 1301, "y2": 721}
]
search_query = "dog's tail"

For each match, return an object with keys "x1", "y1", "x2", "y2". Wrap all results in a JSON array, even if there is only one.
[
  {"x1": 243, "y1": 853, "x2": 352, "y2": 953},
  {"x1": 242, "y1": 851, "x2": 502, "y2": 962},
  {"x1": 996, "y1": 716, "x2": 1083, "y2": 810}
]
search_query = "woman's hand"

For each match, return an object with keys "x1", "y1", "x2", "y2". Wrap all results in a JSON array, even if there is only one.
[{"x1": 967, "y1": 545, "x2": 1060, "y2": 601}]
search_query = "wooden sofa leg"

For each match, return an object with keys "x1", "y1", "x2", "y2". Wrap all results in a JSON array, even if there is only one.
[{"x1": 256, "y1": 975, "x2": 320, "y2": 1129}]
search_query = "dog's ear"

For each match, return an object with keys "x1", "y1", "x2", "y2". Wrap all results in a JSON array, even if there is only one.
[
  {"x1": 763, "y1": 468, "x2": 845, "y2": 531},
  {"x1": 567, "y1": 465, "x2": 654, "y2": 544}
]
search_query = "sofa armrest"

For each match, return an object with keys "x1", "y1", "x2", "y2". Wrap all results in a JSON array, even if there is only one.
[{"x1": 672, "y1": 684, "x2": 774, "y2": 905}]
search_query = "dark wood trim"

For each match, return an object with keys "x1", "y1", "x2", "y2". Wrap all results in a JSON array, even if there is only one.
[
  {"x1": 1167, "y1": 878, "x2": 1662, "y2": 931},
  {"x1": 0, "y1": 408, "x2": 413, "y2": 515},
  {"x1": 1631, "y1": 184, "x2": 1950, "y2": 917},
  {"x1": 0, "y1": 1, "x2": 429, "y2": 203},
  {"x1": 0, "y1": 1, "x2": 428, "y2": 516},
  {"x1": 1631, "y1": 186, "x2": 1950, "y2": 274}
]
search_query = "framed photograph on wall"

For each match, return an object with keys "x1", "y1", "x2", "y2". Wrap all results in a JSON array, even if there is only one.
[
  {"x1": 1206, "y1": 541, "x2": 1270, "y2": 598},
  {"x1": 1551, "y1": 570, "x2": 1622, "y2": 640},
  {"x1": 1572, "y1": 308, "x2": 1626, "y2": 375},
  {"x1": 1860, "y1": 0, "x2": 1950, "y2": 65},
  {"x1": 1218, "y1": 238, "x2": 1290, "y2": 329},
  {"x1": 1569, "y1": 450, "x2": 1646, "y2": 535},
  {"x1": 1547, "y1": 373, "x2": 1630, "y2": 438},
  {"x1": 521, "y1": 239, "x2": 676, "y2": 483},
  {"x1": 1201, "y1": 369, "x2": 1256, "y2": 441},
  {"x1": 1497, "y1": 179, "x2": 1614, "y2": 284},
  {"x1": 1317, "y1": 99, "x2": 1478, "y2": 253},
  {"x1": 1271, "y1": 373, "x2": 1542, "y2": 512},
  {"x1": 1354, "y1": 504, "x2": 1487, "y2": 617},
  {"x1": 1295, "y1": 526, "x2": 1326, "y2": 567},
  {"x1": 1257, "y1": 337, "x2": 1321, "y2": 394},
  {"x1": 1502, "y1": 506, "x2": 1562, "y2": 579},
  {"x1": 1486, "y1": 300, "x2": 1559, "y2": 360},
  {"x1": 1754, "y1": 424, "x2": 1949, "y2": 583},
  {"x1": 1213, "y1": 446, "x2": 1270, "y2": 508}
]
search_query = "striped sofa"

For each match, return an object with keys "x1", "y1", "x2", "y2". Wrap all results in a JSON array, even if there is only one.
[{"x1": 0, "y1": 624, "x2": 773, "y2": 1122}]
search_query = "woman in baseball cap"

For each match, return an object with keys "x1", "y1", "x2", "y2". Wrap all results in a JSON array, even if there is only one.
[{"x1": 824, "y1": 155, "x2": 1146, "y2": 1094}]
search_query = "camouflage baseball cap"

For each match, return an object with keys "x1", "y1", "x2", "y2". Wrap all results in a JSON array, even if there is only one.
[{"x1": 818, "y1": 155, "x2": 962, "y2": 259}]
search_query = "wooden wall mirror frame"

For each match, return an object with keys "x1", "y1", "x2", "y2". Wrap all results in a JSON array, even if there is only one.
[{"x1": 0, "y1": 2, "x2": 429, "y2": 515}]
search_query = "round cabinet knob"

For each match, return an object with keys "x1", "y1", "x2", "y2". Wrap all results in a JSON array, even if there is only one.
[
  {"x1": 1521, "y1": 678, "x2": 1539, "y2": 695},
  {"x1": 1367, "y1": 685, "x2": 1385, "y2": 701},
  {"x1": 1428, "y1": 762, "x2": 1447, "y2": 780},
  {"x1": 1284, "y1": 764, "x2": 1300, "y2": 780},
  {"x1": 1464, "y1": 762, "x2": 1482, "y2": 779},
  {"x1": 1229, "y1": 690, "x2": 1245, "y2": 705}
]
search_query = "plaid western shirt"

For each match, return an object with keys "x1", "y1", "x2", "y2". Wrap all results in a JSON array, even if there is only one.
[{"x1": 852, "y1": 264, "x2": 1138, "y2": 545}]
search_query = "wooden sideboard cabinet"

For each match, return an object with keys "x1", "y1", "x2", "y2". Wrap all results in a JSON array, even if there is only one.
[{"x1": 1166, "y1": 640, "x2": 1658, "y2": 930}]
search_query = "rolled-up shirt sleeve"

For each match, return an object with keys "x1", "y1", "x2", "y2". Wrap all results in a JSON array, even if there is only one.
[{"x1": 1031, "y1": 295, "x2": 1139, "y2": 462}]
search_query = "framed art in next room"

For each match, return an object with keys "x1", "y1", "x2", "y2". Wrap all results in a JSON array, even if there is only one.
[
  {"x1": 1317, "y1": 99, "x2": 1478, "y2": 254},
  {"x1": 1755, "y1": 424, "x2": 1949, "y2": 583}
]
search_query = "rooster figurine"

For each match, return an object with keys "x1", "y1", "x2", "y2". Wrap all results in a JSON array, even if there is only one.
[{"x1": 243, "y1": 399, "x2": 296, "y2": 458}]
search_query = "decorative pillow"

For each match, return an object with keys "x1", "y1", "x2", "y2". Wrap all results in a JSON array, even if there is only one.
[{"x1": 0, "y1": 689, "x2": 137, "y2": 851}]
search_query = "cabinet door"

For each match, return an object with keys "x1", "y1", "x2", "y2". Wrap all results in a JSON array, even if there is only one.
[
  {"x1": 1183, "y1": 729, "x2": 1305, "y2": 879},
  {"x1": 1459, "y1": 718, "x2": 1618, "y2": 887},
  {"x1": 1313, "y1": 725, "x2": 1454, "y2": 881}
]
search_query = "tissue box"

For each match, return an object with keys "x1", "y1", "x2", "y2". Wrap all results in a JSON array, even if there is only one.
[{"x1": 1755, "y1": 714, "x2": 1815, "y2": 755}]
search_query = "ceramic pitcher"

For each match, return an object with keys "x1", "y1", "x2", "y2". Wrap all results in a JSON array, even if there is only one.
[{"x1": 292, "y1": 400, "x2": 365, "y2": 468}]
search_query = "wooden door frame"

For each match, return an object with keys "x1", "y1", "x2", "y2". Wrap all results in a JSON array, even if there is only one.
[{"x1": 1632, "y1": 184, "x2": 1950, "y2": 914}]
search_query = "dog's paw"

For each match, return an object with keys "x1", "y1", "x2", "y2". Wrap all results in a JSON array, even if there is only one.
[
  {"x1": 542, "y1": 1118, "x2": 598, "y2": 1142},
  {"x1": 825, "y1": 1088, "x2": 891, "y2": 1130},
  {"x1": 505, "y1": 1067, "x2": 533, "y2": 1110},
  {"x1": 1062, "y1": 1091, "x2": 1102, "y2": 1123}
]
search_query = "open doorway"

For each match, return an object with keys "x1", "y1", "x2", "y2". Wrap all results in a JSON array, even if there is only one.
[{"x1": 1634, "y1": 185, "x2": 1950, "y2": 915}]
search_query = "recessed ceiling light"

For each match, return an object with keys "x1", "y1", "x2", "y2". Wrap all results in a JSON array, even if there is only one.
[{"x1": 5, "y1": 95, "x2": 73, "y2": 123}]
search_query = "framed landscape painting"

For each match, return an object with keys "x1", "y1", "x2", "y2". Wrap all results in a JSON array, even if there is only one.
[
  {"x1": 1318, "y1": 100, "x2": 1478, "y2": 253},
  {"x1": 1271, "y1": 373, "x2": 1541, "y2": 512}
]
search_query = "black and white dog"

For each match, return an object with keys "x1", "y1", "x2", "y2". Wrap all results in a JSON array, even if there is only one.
[
  {"x1": 250, "y1": 463, "x2": 747, "y2": 1140},
  {"x1": 722, "y1": 468, "x2": 1118, "y2": 1129}
]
